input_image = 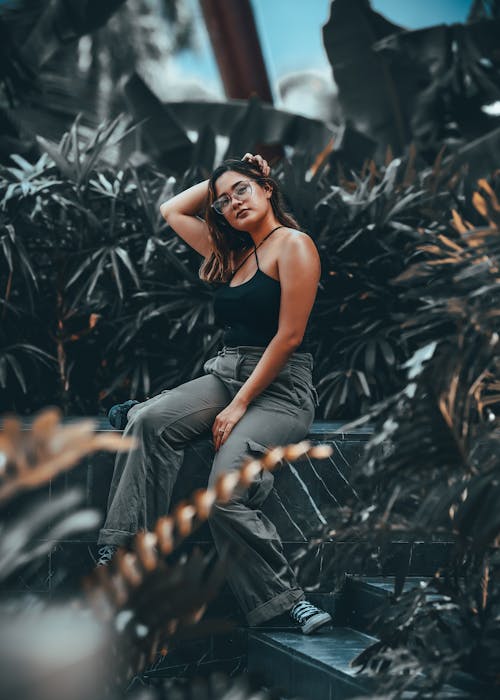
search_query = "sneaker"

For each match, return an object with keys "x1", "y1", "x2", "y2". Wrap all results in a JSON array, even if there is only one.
[
  {"x1": 289, "y1": 600, "x2": 332, "y2": 634},
  {"x1": 108, "y1": 400, "x2": 139, "y2": 430},
  {"x1": 96, "y1": 544, "x2": 118, "y2": 567}
]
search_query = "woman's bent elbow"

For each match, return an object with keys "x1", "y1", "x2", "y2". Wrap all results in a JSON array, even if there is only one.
[
  {"x1": 276, "y1": 332, "x2": 303, "y2": 351},
  {"x1": 289, "y1": 336, "x2": 304, "y2": 351}
]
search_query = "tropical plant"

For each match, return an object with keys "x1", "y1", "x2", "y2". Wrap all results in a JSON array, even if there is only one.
[
  {"x1": 294, "y1": 176, "x2": 500, "y2": 697},
  {"x1": 322, "y1": 0, "x2": 500, "y2": 168},
  {"x1": 275, "y1": 148, "x2": 466, "y2": 418},
  {"x1": 2, "y1": 110, "x2": 498, "y2": 420},
  {"x1": 0, "y1": 0, "x2": 194, "y2": 160},
  {"x1": 0, "y1": 113, "x2": 330, "y2": 414},
  {"x1": 469, "y1": 0, "x2": 500, "y2": 20},
  {"x1": 121, "y1": 73, "x2": 336, "y2": 174},
  {"x1": 0, "y1": 407, "x2": 331, "y2": 698},
  {"x1": 0, "y1": 0, "x2": 337, "y2": 174},
  {"x1": 0, "y1": 115, "x2": 146, "y2": 412},
  {"x1": 83, "y1": 439, "x2": 331, "y2": 684}
]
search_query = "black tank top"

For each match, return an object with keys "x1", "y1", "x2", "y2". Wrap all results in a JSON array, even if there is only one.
[{"x1": 213, "y1": 226, "x2": 309, "y2": 351}]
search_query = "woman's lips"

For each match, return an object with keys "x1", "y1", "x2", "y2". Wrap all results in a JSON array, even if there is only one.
[{"x1": 236, "y1": 209, "x2": 249, "y2": 218}]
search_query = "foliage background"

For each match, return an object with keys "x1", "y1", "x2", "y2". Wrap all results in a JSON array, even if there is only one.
[
  {"x1": 2, "y1": 0, "x2": 500, "y2": 419},
  {"x1": 2, "y1": 2, "x2": 500, "y2": 696}
]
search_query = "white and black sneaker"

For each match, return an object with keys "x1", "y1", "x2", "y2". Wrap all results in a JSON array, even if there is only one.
[
  {"x1": 96, "y1": 544, "x2": 118, "y2": 567},
  {"x1": 289, "y1": 600, "x2": 332, "y2": 634}
]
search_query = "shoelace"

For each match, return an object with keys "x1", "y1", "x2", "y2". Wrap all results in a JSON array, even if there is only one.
[
  {"x1": 290, "y1": 600, "x2": 321, "y2": 624},
  {"x1": 97, "y1": 544, "x2": 117, "y2": 565}
]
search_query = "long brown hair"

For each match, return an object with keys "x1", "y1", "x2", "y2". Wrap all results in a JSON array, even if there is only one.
[{"x1": 199, "y1": 159, "x2": 299, "y2": 283}]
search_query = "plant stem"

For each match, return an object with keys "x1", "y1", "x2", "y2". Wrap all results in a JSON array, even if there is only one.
[{"x1": 2, "y1": 270, "x2": 13, "y2": 321}]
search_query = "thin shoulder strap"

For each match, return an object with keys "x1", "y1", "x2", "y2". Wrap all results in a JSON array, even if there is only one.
[
  {"x1": 253, "y1": 225, "x2": 282, "y2": 269},
  {"x1": 253, "y1": 247, "x2": 260, "y2": 270},
  {"x1": 232, "y1": 248, "x2": 255, "y2": 275},
  {"x1": 231, "y1": 225, "x2": 283, "y2": 276}
]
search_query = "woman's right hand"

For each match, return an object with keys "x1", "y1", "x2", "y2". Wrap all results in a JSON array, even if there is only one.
[{"x1": 242, "y1": 153, "x2": 270, "y2": 177}]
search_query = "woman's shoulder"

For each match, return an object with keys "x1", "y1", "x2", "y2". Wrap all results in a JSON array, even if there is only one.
[
  {"x1": 277, "y1": 227, "x2": 317, "y2": 250},
  {"x1": 276, "y1": 228, "x2": 320, "y2": 275}
]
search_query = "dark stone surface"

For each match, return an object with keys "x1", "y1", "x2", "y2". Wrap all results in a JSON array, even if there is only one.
[
  {"x1": 247, "y1": 626, "x2": 375, "y2": 700},
  {"x1": 1, "y1": 417, "x2": 373, "y2": 441},
  {"x1": 42, "y1": 421, "x2": 370, "y2": 551},
  {"x1": 337, "y1": 575, "x2": 424, "y2": 629},
  {"x1": 246, "y1": 579, "x2": 470, "y2": 700},
  {"x1": 2, "y1": 416, "x2": 478, "y2": 697},
  {"x1": 1, "y1": 418, "x2": 455, "y2": 602},
  {"x1": 142, "y1": 627, "x2": 248, "y2": 680},
  {"x1": 316, "y1": 540, "x2": 456, "y2": 577}
]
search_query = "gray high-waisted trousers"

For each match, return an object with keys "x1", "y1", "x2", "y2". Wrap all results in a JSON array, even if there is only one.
[{"x1": 97, "y1": 345, "x2": 318, "y2": 625}]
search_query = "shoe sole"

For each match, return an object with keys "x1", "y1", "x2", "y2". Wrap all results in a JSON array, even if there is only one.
[{"x1": 302, "y1": 611, "x2": 332, "y2": 634}]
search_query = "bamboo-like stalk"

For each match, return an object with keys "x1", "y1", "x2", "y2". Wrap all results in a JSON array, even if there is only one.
[
  {"x1": 0, "y1": 407, "x2": 136, "y2": 503},
  {"x1": 82, "y1": 440, "x2": 333, "y2": 672}
]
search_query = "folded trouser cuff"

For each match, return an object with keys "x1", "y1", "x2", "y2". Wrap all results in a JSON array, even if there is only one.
[
  {"x1": 246, "y1": 588, "x2": 305, "y2": 626},
  {"x1": 97, "y1": 528, "x2": 135, "y2": 547}
]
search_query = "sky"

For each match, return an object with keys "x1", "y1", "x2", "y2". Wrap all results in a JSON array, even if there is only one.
[{"x1": 175, "y1": 0, "x2": 473, "y2": 99}]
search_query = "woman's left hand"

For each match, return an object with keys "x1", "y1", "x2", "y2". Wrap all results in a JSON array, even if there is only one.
[{"x1": 212, "y1": 399, "x2": 248, "y2": 451}]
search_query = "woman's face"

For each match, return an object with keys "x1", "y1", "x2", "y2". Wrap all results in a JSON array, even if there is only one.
[{"x1": 213, "y1": 170, "x2": 272, "y2": 229}]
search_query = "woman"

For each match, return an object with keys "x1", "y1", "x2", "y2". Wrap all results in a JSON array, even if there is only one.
[{"x1": 96, "y1": 153, "x2": 331, "y2": 634}]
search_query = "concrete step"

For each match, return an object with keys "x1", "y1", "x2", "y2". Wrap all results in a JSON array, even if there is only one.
[
  {"x1": 247, "y1": 625, "x2": 376, "y2": 699},
  {"x1": 247, "y1": 623, "x2": 467, "y2": 699},
  {"x1": 145, "y1": 581, "x2": 476, "y2": 697},
  {"x1": 338, "y1": 575, "x2": 426, "y2": 630}
]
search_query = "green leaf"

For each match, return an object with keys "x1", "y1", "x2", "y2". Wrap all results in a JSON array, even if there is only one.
[
  {"x1": 86, "y1": 253, "x2": 108, "y2": 299},
  {"x1": 36, "y1": 135, "x2": 74, "y2": 180},
  {"x1": 5, "y1": 353, "x2": 26, "y2": 393},
  {"x1": 354, "y1": 370, "x2": 371, "y2": 397},
  {"x1": 1, "y1": 234, "x2": 13, "y2": 271},
  {"x1": 121, "y1": 73, "x2": 193, "y2": 174},
  {"x1": 110, "y1": 249, "x2": 124, "y2": 300},
  {"x1": 322, "y1": 0, "x2": 409, "y2": 154},
  {"x1": 115, "y1": 246, "x2": 141, "y2": 288},
  {"x1": 365, "y1": 340, "x2": 377, "y2": 374},
  {"x1": 66, "y1": 248, "x2": 104, "y2": 288}
]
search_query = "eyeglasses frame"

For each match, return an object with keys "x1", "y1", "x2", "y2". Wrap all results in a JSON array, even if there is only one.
[{"x1": 211, "y1": 180, "x2": 254, "y2": 216}]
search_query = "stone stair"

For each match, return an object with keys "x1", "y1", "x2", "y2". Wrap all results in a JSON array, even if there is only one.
[
  {"x1": 0, "y1": 419, "x2": 373, "y2": 598},
  {"x1": 2, "y1": 417, "x2": 471, "y2": 697},
  {"x1": 246, "y1": 577, "x2": 477, "y2": 699}
]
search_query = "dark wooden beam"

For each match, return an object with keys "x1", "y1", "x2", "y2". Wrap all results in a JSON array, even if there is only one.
[{"x1": 199, "y1": 0, "x2": 274, "y2": 104}]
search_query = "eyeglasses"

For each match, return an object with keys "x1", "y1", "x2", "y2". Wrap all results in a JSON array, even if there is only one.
[{"x1": 211, "y1": 180, "x2": 254, "y2": 215}]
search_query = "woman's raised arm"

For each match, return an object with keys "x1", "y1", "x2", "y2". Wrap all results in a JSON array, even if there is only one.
[
  {"x1": 160, "y1": 179, "x2": 212, "y2": 258},
  {"x1": 160, "y1": 154, "x2": 269, "y2": 258}
]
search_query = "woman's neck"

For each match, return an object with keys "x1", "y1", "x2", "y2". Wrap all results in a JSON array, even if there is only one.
[{"x1": 246, "y1": 217, "x2": 283, "y2": 246}]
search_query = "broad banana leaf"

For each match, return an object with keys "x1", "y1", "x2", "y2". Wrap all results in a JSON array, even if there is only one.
[
  {"x1": 20, "y1": 0, "x2": 128, "y2": 68},
  {"x1": 122, "y1": 72, "x2": 336, "y2": 173},
  {"x1": 323, "y1": 0, "x2": 500, "y2": 162},
  {"x1": 121, "y1": 72, "x2": 194, "y2": 173},
  {"x1": 322, "y1": 0, "x2": 410, "y2": 156}
]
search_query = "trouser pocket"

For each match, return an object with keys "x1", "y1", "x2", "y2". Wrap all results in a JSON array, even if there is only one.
[
  {"x1": 203, "y1": 355, "x2": 218, "y2": 374},
  {"x1": 287, "y1": 364, "x2": 317, "y2": 409},
  {"x1": 244, "y1": 438, "x2": 276, "y2": 507}
]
